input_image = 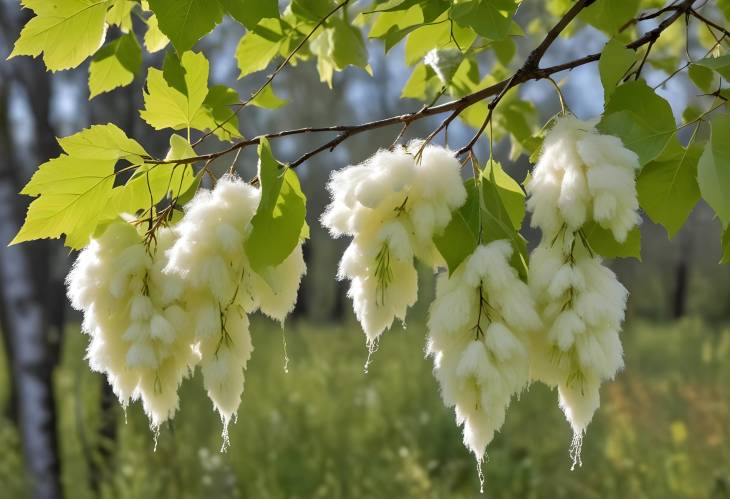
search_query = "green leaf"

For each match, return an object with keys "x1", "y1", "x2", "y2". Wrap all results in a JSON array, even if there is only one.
[
  {"x1": 219, "y1": 0, "x2": 278, "y2": 29},
  {"x1": 404, "y1": 12, "x2": 475, "y2": 65},
  {"x1": 401, "y1": 63, "x2": 437, "y2": 99},
  {"x1": 693, "y1": 54, "x2": 730, "y2": 81},
  {"x1": 144, "y1": 14, "x2": 169, "y2": 53},
  {"x1": 580, "y1": 0, "x2": 639, "y2": 34},
  {"x1": 147, "y1": 0, "x2": 223, "y2": 53},
  {"x1": 107, "y1": 0, "x2": 135, "y2": 32},
  {"x1": 688, "y1": 63, "x2": 716, "y2": 93},
  {"x1": 582, "y1": 222, "x2": 641, "y2": 260},
  {"x1": 88, "y1": 33, "x2": 142, "y2": 99},
  {"x1": 482, "y1": 160, "x2": 525, "y2": 230},
  {"x1": 433, "y1": 179, "x2": 479, "y2": 275},
  {"x1": 235, "y1": 22, "x2": 284, "y2": 77},
  {"x1": 291, "y1": 0, "x2": 333, "y2": 21},
  {"x1": 721, "y1": 226, "x2": 730, "y2": 264},
  {"x1": 480, "y1": 167, "x2": 528, "y2": 277},
  {"x1": 250, "y1": 85, "x2": 287, "y2": 109},
  {"x1": 9, "y1": 0, "x2": 110, "y2": 71},
  {"x1": 599, "y1": 38, "x2": 635, "y2": 99},
  {"x1": 451, "y1": 0, "x2": 518, "y2": 41},
  {"x1": 598, "y1": 80, "x2": 675, "y2": 166},
  {"x1": 12, "y1": 155, "x2": 116, "y2": 248},
  {"x1": 368, "y1": 4, "x2": 423, "y2": 51},
  {"x1": 57, "y1": 124, "x2": 147, "y2": 161},
  {"x1": 330, "y1": 18, "x2": 369, "y2": 71},
  {"x1": 434, "y1": 179, "x2": 479, "y2": 275},
  {"x1": 637, "y1": 143, "x2": 702, "y2": 238},
  {"x1": 245, "y1": 138, "x2": 307, "y2": 273},
  {"x1": 110, "y1": 135, "x2": 195, "y2": 215},
  {"x1": 192, "y1": 85, "x2": 243, "y2": 141},
  {"x1": 140, "y1": 51, "x2": 209, "y2": 131},
  {"x1": 697, "y1": 114, "x2": 730, "y2": 228}
]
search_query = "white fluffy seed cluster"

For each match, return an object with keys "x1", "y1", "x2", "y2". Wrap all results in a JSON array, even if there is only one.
[
  {"x1": 427, "y1": 241, "x2": 541, "y2": 463},
  {"x1": 67, "y1": 175, "x2": 306, "y2": 437},
  {"x1": 525, "y1": 115, "x2": 638, "y2": 466},
  {"x1": 67, "y1": 220, "x2": 197, "y2": 429},
  {"x1": 526, "y1": 115, "x2": 640, "y2": 242},
  {"x1": 322, "y1": 143, "x2": 467, "y2": 344}
]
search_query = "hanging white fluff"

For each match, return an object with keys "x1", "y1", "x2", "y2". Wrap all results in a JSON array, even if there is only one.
[
  {"x1": 322, "y1": 143, "x2": 467, "y2": 345},
  {"x1": 427, "y1": 241, "x2": 541, "y2": 482},
  {"x1": 164, "y1": 174, "x2": 260, "y2": 438},
  {"x1": 526, "y1": 114, "x2": 638, "y2": 467},
  {"x1": 66, "y1": 219, "x2": 197, "y2": 430}
]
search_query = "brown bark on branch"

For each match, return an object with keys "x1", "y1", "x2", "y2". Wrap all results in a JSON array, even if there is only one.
[{"x1": 146, "y1": 0, "x2": 697, "y2": 169}]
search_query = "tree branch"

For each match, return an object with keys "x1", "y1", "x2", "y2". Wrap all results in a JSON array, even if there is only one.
[
  {"x1": 147, "y1": 0, "x2": 696, "y2": 169},
  {"x1": 193, "y1": 0, "x2": 351, "y2": 146}
]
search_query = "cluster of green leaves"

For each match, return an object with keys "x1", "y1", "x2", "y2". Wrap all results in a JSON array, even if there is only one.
[
  {"x1": 434, "y1": 159, "x2": 528, "y2": 277},
  {"x1": 7, "y1": 0, "x2": 730, "y2": 270}
]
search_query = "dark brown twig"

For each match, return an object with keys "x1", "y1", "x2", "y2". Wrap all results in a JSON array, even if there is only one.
[{"x1": 146, "y1": 0, "x2": 696, "y2": 169}]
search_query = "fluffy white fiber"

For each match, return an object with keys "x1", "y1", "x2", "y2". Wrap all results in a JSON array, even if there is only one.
[
  {"x1": 525, "y1": 115, "x2": 640, "y2": 242},
  {"x1": 322, "y1": 143, "x2": 466, "y2": 343},
  {"x1": 526, "y1": 115, "x2": 637, "y2": 466},
  {"x1": 427, "y1": 241, "x2": 540, "y2": 465},
  {"x1": 68, "y1": 172, "x2": 308, "y2": 438},
  {"x1": 165, "y1": 174, "x2": 306, "y2": 435},
  {"x1": 67, "y1": 220, "x2": 197, "y2": 430}
]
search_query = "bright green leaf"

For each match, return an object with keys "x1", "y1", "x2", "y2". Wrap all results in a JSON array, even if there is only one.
[
  {"x1": 402, "y1": 63, "x2": 437, "y2": 99},
  {"x1": 580, "y1": 0, "x2": 639, "y2": 34},
  {"x1": 147, "y1": 0, "x2": 223, "y2": 53},
  {"x1": 250, "y1": 85, "x2": 287, "y2": 109},
  {"x1": 330, "y1": 18, "x2": 369, "y2": 71},
  {"x1": 434, "y1": 179, "x2": 479, "y2": 275},
  {"x1": 694, "y1": 54, "x2": 730, "y2": 81},
  {"x1": 9, "y1": 0, "x2": 109, "y2": 71},
  {"x1": 12, "y1": 155, "x2": 116, "y2": 248},
  {"x1": 721, "y1": 226, "x2": 730, "y2": 264},
  {"x1": 291, "y1": 0, "x2": 332, "y2": 21},
  {"x1": 57, "y1": 124, "x2": 147, "y2": 161},
  {"x1": 235, "y1": 22, "x2": 283, "y2": 77},
  {"x1": 245, "y1": 138, "x2": 307, "y2": 273},
  {"x1": 88, "y1": 33, "x2": 142, "y2": 99},
  {"x1": 637, "y1": 143, "x2": 702, "y2": 238},
  {"x1": 144, "y1": 14, "x2": 169, "y2": 53},
  {"x1": 582, "y1": 222, "x2": 641, "y2": 260},
  {"x1": 697, "y1": 114, "x2": 730, "y2": 228},
  {"x1": 140, "y1": 51, "x2": 209, "y2": 131},
  {"x1": 110, "y1": 135, "x2": 195, "y2": 215},
  {"x1": 451, "y1": 0, "x2": 518, "y2": 41},
  {"x1": 688, "y1": 63, "x2": 716, "y2": 93},
  {"x1": 480, "y1": 171, "x2": 529, "y2": 277},
  {"x1": 219, "y1": 0, "x2": 278, "y2": 29},
  {"x1": 598, "y1": 80, "x2": 675, "y2": 165},
  {"x1": 599, "y1": 38, "x2": 635, "y2": 98},
  {"x1": 191, "y1": 85, "x2": 243, "y2": 141},
  {"x1": 482, "y1": 160, "x2": 525, "y2": 230},
  {"x1": 107, "y1": 0, "x2": 135, "y2": 32}
]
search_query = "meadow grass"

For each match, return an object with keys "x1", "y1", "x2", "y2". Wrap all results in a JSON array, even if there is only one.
[{"x1": 1, "y1": 316, "x2": 729, "y2": 498}]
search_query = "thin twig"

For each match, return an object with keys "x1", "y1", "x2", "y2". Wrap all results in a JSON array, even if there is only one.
[
  {"x1": 690, "y1": 8, "x2": 730, "y2": 38},
  {"x1": 145, "y1": 0, "x2": 696, "y2": 170},
  {"x1": 193, "y1": 0, "x2": 351, "y2": 146}
]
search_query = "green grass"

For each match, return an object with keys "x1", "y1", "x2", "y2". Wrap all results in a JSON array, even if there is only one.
[{"x1": 1, "y1": 317, "x2": 729, "y2": 498}]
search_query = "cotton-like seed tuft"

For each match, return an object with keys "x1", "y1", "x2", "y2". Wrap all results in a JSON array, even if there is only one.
[
  {"x1": 526, "y1": 114, "x2": 637, "y2": 466},
  {"x1": 427, "y1": 241, "x2": 539, "y2": 468},
  {"x1": 322, "y1": 144, "x2": 466, "y2": 343}
]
